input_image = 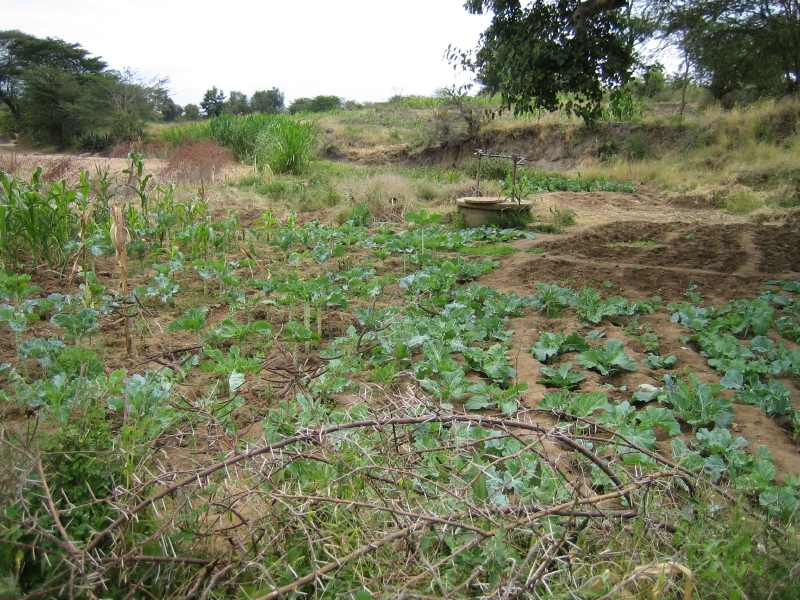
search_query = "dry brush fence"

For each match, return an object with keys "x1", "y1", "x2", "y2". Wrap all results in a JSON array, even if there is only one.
[{"x1": 2, "y1": 387, "x2": 702, "y2": 599}]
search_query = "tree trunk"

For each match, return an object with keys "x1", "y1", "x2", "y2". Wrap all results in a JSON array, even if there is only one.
[
  {"x1": 679, "y1": 53, "x2": 691, "y2": 125},
  {"x1": 0, "y1": 95, "x2": 20, "y2": 121}
]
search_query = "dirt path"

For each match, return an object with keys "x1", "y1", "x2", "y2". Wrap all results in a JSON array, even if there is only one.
[
  {"x1": 0, "y1": 147, "x2": 169, "y2": 178},
  {"x1": 0, "y1": 147, "x2": 248, "y2": 184},
  {"x1": 482, "y1": 191, "x2": 800, "y2": 478}
]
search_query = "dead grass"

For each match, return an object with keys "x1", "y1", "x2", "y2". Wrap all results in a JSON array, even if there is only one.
[
  {"x1": 41, "y1": 157, "x2": 75, "y2": 182},
  {"x1": 107, "y1": 139, "x2": 172, "y2": 159},
  {"x1": 576, "y1": 97, "x2": 800, "y2": 202},
  {"x1": 0, "y1": 151, "x2": 22, "y2": 175},
  {"x1": 162, "y1": 140, "x2": 235, "y2": 184},
  {"x1": 337, "y1": 174, "x2": 417, "y2": 222}
]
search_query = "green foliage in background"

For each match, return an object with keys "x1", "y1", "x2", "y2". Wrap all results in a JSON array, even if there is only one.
[{"x1": 1, "y1": 30, "x2": 171, "y2": 148}]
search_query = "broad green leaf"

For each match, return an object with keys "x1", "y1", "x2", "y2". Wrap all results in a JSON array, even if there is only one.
[
  {"x1": 537, "y1": 362, "x2": 585, "y2": 389},
  {"x1": 576, "y1": 340, "x2": 637, "y2": 376}
]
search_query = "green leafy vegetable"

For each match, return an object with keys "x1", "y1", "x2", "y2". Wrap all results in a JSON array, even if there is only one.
[
  {"x1": 576, "y1": 340, "x2": 637, "y2": 376},
  {"x1": 660, "y1": 375, "x2": 733, "y2": 429},
  {"x1": 644, "y1": 353, "x2": 677, "y2": 370},
  {"x1": 537, "y1": 363, "x2": 585, "y2": 389},
  {"x1": 530, "y1": 331, "x2": 588, "y2": 363}
]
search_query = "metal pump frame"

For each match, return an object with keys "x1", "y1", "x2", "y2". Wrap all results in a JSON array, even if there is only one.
[{"x1": 473, "y1": 149, "x2": 527, "y2": 204}]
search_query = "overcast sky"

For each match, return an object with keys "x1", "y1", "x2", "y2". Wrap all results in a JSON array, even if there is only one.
[{"x1": 5, "y1": 0, "x2": 492, "y2": 106}]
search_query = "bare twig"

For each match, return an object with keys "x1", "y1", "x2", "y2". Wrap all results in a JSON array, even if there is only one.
[{"x1": 255, "y1": 522, "x2": 429, "y2": 600}]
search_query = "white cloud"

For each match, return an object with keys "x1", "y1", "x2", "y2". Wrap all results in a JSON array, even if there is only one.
[{"x1": 4, "y1": 0, "x2": 491, "y2": 105}]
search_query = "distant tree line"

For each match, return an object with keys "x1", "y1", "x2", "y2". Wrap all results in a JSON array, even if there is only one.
[
  {"x1": 198, "y1": 86, "x2": 286, "y2": 117},
  {"x1": 197, "y1": 89, "x2": 345, "y2": 117},
  {"x1": 0, "y1": 30, "x2": 353, "y2": 150}
]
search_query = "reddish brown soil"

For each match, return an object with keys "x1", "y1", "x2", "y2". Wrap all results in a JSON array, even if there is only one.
[
  {"x1": 755, "y1": 212, "x2": 800, "y2": 273},
  {"x1": 483, "y1": 193, "x2": 800, "y2": 479},
  {"x1": 535, "y1": 221, "x2": 752, "y2": 273}
]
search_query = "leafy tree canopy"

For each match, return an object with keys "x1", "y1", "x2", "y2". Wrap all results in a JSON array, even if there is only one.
[
  {"x1": 1, "y1": 31, "x2": 176, "y2": 148},
  {"x1": 158, "y1": 96, "x2": 183, "y2": 121},
  {"x1": 459, "y1": 1, "x2": 800, "y2": 120},
  {"x1": 225, "y1": 90, "x2": 250, "y2": 115},
  {"x1": 660, "y1": 0, "x2": 800, "y2": 104},
  {"x1": 459, "y1": 1, "x2": 636, "y2": 122},
  {"x1": 251, "y1": 87, "x2": 285, "y2": 114},
  {"x1": 183, "y1": 103, "x2": 200, "y2": 120},
  {"x1": 0, "y1": 30, "x2": 106, "y2": 119},
  {"x1": 288, "y1": 95, "x2": 342, "y2": 114},
  {"x1": 200, "y1": 87, "x2": 226, "y2": 117}
]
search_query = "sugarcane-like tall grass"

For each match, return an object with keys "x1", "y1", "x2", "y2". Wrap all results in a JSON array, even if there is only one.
[
  {"x1": 255, "y1": 118, "x2": 316, "y2": 175},
  {"x1": 0, "y1": 169, "x2": 79, "y2": 269}
]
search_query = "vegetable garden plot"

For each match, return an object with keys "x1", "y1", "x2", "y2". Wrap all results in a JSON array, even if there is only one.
[{"x1": 1, "y1": 161, "x2": 799, "y2": 599}]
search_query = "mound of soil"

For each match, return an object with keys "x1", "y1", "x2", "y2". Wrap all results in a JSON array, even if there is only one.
[
  {"x1": 506, "y1": 256, "x2": 766, "y2": 301},
  {"x1": 482, "y1": 215, "x2": 799, "y2": 304},
  {"x1": 535, "y1": 221, "x2": 755, "y2": 273},
  {"x1": 756, "y1": 212, "x2": 800, "y2": 273}
]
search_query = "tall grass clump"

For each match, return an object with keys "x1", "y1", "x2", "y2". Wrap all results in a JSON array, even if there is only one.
[
  {"x1": 155, "y1": 114, "x2": 317, "y2": 174},
  {"x1": 156, "y1": 121, "x2": 212, "y2": 147},
  {"x1": 208, "y1": 113, "x2": 277, "y2": 160},
  {"x1": 255, "y1": 118, "x2": 316, "y2": 175}
]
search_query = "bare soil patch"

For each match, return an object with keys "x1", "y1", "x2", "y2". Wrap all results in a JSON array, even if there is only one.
[
  {"x1": 756, "y1": 211, "x2": 800, "y2": 273},
  {"x1": 0, "y1": 147, "x2": 247, "y2": 184},
  {"x1": 535, "y1": 221, "x2": 756, "y2": 274}
]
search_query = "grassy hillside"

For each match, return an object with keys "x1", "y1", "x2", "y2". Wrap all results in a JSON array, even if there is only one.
[{"x1": 150, "y1": 94, "x2": 800, "y2": 218}]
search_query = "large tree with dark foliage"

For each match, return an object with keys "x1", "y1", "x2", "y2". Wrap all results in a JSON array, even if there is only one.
[
  {"x1": 659, "y1": 1, "x2": 800, "y2": 104},
  {"x1": 200, "y1": 87, "x2": 226, "y2": 117},
  {"x1": 1, "y1": 30, "x2": 176, "y2": 147},
  {"x1": 250, "y1": 87, "x2": 285, "y2": 113},
  {"x1": 288, "y1": 95, "x2": 342, "y2": 114},
  {"x1": 159, "y1": 96, "x2": 183, "y2": 121},
  {"x1": 459, "y1": 1, "x2": 637, "y2": 122},
  {"x1": 183, "y1": 103, "x2": 200, "y2": 120},
  {"x1": 461, "y1": 1, "x2": 800, "y2": 120},
  {"x1": 225, "y1": 90, "x2": 250, "y2": 115},
  {"x1": 0, "y1": 30, "x2": 106, "y2": 121}
]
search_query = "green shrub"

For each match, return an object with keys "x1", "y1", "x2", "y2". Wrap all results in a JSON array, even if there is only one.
[
  {"x1": 754, "y1": 102, "x2": 800, "y2": 143},
  {"x1": 597, "y1": 139, "x2": 620, "y2": 160},
  {"x1": 550, "y1": 207, "x2": 576, "y2": 230},
  {"x1": 725, "y1": 191, "x2": 763, "y2": 214},
  {"x1": 465, "y1": 157, "x2": 510, "y2": 181},
  {"x1": 624, "y1": 132, "x2": 651, "y2": 160},
  {"x1": 298, "y1": 180, "x2": 341, "y2": 209},
  {"x1": 75, "y1": 130, "x2": 114, "y2": 152},
  {"x1": 53, "y1": 346, "x2": 104, "y2": 378},
  {"x1": 288, "y1": 95, "x2": 342, "y2": 114},
  {"x1": 0, "y1": 109, "x2": 13, "y2": 138},
  {"x1": 0, "y1": 406, "x2": 151, "y2": 594},
  {"x1": 255, "y1": 118, "x2": 316, "y2": 175},
  {"x1": 209, "y1": 113, "x2": 275, "y2": 160},
  {"x1": 770, "y1": 189, "x2": 800, "y2": 208},
  {"x1": 415, "y1": 182, "x2": 438, "y2": 201},
  {"x1": 337, "y1": 203, "x2": 372, "y2": 226},
  {"x1": 254, "y1": 179, "x2": 297, "y2": 198},
  {"x1": 505, "y1": 171, "x2": 635, "y2": 195}
]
